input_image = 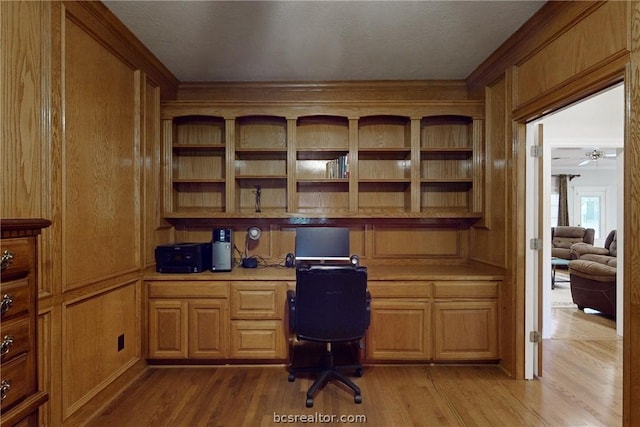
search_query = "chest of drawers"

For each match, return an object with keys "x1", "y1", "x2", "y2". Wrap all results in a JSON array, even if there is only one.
[{"x1": 1, "y1": 219, "x2": 50, "y2": 427}]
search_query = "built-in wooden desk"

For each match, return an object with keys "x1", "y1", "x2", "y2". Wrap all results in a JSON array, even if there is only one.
[{"x1": 144, "y1": 263, "x2": 504, "y2": 363}]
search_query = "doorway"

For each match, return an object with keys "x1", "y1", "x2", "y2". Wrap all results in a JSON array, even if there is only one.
[{"x1": 525, "y1": 83, "x2": 624, "y2": 379}]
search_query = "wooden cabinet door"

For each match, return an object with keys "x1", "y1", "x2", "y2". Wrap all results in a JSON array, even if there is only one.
[
  {"x1": 148, "y1": 300, "x2": 188, "y2": 359},
  {"x1": 188, "y1": 300, "x2": 229, "y2": 358},
  {"x1": 433, "y1": 300, "x2": 498, "y2": 361},
  {"x1": 366, "y1": 299, "x2": 431, "y2": 361}
]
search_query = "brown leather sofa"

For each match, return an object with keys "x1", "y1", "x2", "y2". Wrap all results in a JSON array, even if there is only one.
[
  {"x1": 551, "y1": 226, "x2": 595, "y2": 260},
  {"x1": 567, "y1": 230, "x2": 617, "y2": 318}
]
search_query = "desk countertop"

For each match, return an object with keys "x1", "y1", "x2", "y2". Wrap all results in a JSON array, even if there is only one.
[{"x1": 144, "y1": 262, "x2": 504, "y2": 282}]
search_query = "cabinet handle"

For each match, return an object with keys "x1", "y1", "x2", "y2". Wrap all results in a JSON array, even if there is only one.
[
  {"x1": 1, "y1": 335, "x2": 14, "y2": 355},
  {"x1": 0, "y1": 379, "x2": 11, "y2": 401},
  {"x1": 1, "y1": 294, "x2": 14, "y2": 315},
  {"x1": 0, "y1": 250, "x2": 14, "y2": 272}
]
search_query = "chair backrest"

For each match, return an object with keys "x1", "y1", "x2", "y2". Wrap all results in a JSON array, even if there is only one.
[{"x1": 294, "y1": 265, "x2": 368, "y2": 342}]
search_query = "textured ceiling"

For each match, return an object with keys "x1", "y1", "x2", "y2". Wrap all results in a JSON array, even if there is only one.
[{"x1": 103, "y1": 0, "x2": 545, "y2": 82}]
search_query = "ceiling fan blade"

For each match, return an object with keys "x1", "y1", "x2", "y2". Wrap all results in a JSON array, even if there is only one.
[{"x1": 578, "y1": 159, "x2": 591, "y2": 166}]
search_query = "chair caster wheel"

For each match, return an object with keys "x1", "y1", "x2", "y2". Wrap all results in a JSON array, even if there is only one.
[
  {"x1": 354, "y1": 394, "x2": 362, "y2": 404},
  {"x1": 288, "y1": 373, "x2": 295, "y2": 382},
  {"x1": 355, "y1": 368, "x2": 363, "y2": 377},
  {"x1": 306, "y1": 398, "x2": 314, "y2": 408}
]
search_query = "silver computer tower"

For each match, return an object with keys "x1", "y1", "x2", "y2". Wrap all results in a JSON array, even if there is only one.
[{"x1": 212, "y1": 228, "x2": 232, "y2": 271}]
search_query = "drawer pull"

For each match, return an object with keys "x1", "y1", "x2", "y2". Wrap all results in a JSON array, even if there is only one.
[
  {"x1": 0, "y1": 294, "x2": 13, "y2": 315},
  {"x1": 1, "y1": 335, "x2": 14, "y2": 355},
  {"x1": 0, "y1": 379, "x2": 11, "y2": 401},
  {"x1": 0, "y1": 250, "x2": 14, "y2": 272}
]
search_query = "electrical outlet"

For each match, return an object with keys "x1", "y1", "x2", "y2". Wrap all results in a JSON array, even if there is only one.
[{"x1": 118, "y1": 334, "x2": 125, "y2": 351}]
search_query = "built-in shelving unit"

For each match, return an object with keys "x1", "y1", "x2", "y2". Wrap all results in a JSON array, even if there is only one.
[
  {"x1": 170, "y1": 115, "x2": 226, "y2": 212},
  {"x1": 420, "y1": 116, "x2": 475, "y2": 213},
  {"x1": 161, "y1": 102, "x2": 484, "y2": 225}
]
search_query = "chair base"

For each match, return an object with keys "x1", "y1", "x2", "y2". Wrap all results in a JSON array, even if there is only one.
[
  {"x1": 288, "y1": 343, "x2": 363, "y2": 408},
  {"x1": 305, "y1": 364, "x2": 362, "y2": 407}
]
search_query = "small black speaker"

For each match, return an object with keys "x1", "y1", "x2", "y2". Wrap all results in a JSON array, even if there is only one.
[
  {"x1": 349, "y1": 254, "x2": 360, "y2": 268},
  {"x1": 285, "y1": 253, "x2": 295, "y2": 268}
]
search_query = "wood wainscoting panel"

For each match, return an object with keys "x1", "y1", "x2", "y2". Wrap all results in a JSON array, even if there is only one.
[
  {"x1": 0, "y1": 0, "x2": 47, "y2": 219},
  {"x1": 371, "y1": 227, "x2": 462, "y2": 259},
  {"x1": 63, "y1": 16, "x2": 140, "y2": 289},
  {"x1": 62, "y1": 280, "x2": 141, "y2": 418},
  {"x1": 515, "y1": 1, "x2": 627, "y2": 108}
]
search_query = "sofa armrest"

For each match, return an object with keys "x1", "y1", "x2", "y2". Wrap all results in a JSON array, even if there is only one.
[{"x1": 570, "y1": 242, "x2": 610, "y2": 259}]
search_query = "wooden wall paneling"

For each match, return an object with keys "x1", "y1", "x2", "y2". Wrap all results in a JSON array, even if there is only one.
[
  {"x1": 287, "y1": 118, "x2": 297, "y2": 213},
  {"x1": 625, "y1": 3, "x2": 640, "y2": 424},
  {"x1": 225, "y1": 118, "x2": 236, "y2": 213},
  {"x1": 143, "y1": 77, "x2": 172, "y2": 265},
  {"x1": 514, "y1": 1, "x2": 628, "y2": 109},
  {"x1": 370, "y1": 227, "x2": 462, "y2": 261},
  {"x1": 1, "y1": 0, "x2": 45, "y2": 219},
  {"x1": 63, "y1": 16, "x2": 140, "y2": 289},
  {"x1": 467, "y1": 2, "x2": 602, "y2": 98},
  {"x1": 161, "y1": 119, "x2": 174, "y2": 214},
  {"x1": 410, "y1": 118, "x2": 421, "y2": 212},
  {"x1": 37, "y1": 307, "x2": 55, "y2": 427},
  {"x1": 63, "y1": 2, "x2": 178, "y2": 100},
  {"x1": 349, "y1": 118, "x2": 359, "y2": 212},
  {"x1": 471, "y1": 119, "x2": 484, "y2": 213},
  {"x1": 470, "y1": 78, "x2": 507, "y2": 268},
  {"x1": 176, "y1": 80, "x2": 471, "y2": 102},
  {"x1": 62, "y1": 281, "x2": 141, "y2": 419}
]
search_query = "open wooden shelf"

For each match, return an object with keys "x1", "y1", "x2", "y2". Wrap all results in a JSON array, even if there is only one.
[{"x1": 162, "y1": 105, "x2": 483, "y2": 225}]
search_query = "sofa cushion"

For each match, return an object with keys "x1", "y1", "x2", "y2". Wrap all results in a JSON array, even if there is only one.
[
  {"x1": 580, "y1": 254, "x2": 616, "y2": 265},
  {"x1": 552, "y1": 248, "x2": 572, "y2": 260},
  {"x1": 568, "y1": 259, "x2": 616, "y2": 282}
]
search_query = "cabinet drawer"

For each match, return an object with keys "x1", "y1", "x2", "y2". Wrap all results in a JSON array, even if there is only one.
[
  {"x1": 148, "y1": 281, "x2": 228, "y2": 298},
  {"x1": 230, "y1": 282, "x2": 286, "y2": 319},
  {"x1": 432, "y1": 281, "x2": 499, "y2": 299},
  {"x1": 1, "y1": 278, "x2": 30, "y2": 321},
  {"x1": 0, "y1": 238, "x2": 32, "y2": 281},
  {"x1": 0, "y1": 353, "x2": 33, "y2": 412},
  {"x1": 230, "y1": 320, "x2": 286, "y2": 359},
  {"x1": 1, "y1": 317, "x2": 30, "y2": 363},
  {"x1": 367, "y1": 281, "x2": 431, "y2": 298}
]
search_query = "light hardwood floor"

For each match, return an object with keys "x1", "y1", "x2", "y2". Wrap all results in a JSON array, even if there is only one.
[{"x1": 87, "y1": 308, "x2": 620, "y2": 427}]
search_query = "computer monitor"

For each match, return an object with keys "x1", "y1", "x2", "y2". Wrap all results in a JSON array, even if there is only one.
[{"x1": 295, "y1": 227, "x2": 350, "y2": 262}]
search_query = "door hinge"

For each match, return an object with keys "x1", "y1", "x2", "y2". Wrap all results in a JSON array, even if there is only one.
[
  {"x1": 530, "y1": 145, "x2": 542, "y2": 158},
  {"x1": 529, "y1": 330, "x2": 542, "y2": 343},
  {"x1": 530, "y1": 238, "x2": 542, "y2": 251}
]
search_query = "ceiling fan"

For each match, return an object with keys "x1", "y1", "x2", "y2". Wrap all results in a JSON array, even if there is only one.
[{"x1": 578, "y1": 149, "x2": 616, "y2": 166}]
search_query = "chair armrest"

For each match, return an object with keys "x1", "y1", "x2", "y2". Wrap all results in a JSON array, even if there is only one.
[
  {"x1": 365, "y1": 290, "x2": 372, "y2": 328},
  {"x1": 570, "y1": 242, "x2": 610, "y2": 259}
]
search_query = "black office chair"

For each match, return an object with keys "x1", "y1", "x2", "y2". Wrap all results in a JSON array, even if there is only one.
[{"x1": 287, "y1": 264, "x2": 370, "y2": 407}]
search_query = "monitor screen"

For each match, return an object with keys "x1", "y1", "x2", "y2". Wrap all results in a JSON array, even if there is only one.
[{"x1": 295, "y1": 227, "x2": 350, "y2": 261}]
